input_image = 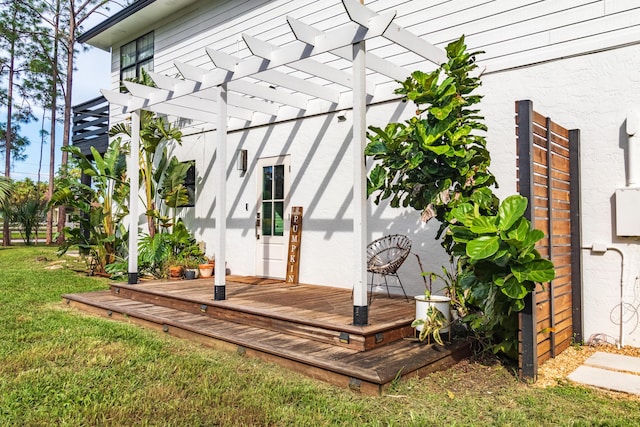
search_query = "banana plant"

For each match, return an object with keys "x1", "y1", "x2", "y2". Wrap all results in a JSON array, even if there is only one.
[
  {"x1": 159, "y1": 157, "x2": 192, "y2": 229},
  {"x1": 51, "y1": 140, "x2": 129, "y2": 273},
  {"x1": 109, "y1": 69, "x2": 183, "y2": 238}
]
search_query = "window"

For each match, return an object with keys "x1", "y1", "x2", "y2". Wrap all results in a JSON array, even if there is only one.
[
  {"x1": 261, "y1": 164, "x2": 284, "y2": 236},
  {"x1": 183, "y1": 161, "x2": 196, "y2": 208},
  {"x1": 120, "y1": 32, "x2": 154, "y2": 83}
]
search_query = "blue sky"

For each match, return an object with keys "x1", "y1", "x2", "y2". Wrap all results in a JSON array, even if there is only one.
[
  {"x1": 4, "y1": 12, "x2": 115, "y2": 181},
  {"x1": 7, "y1": 47, "x2": 111, "y2": 181}
]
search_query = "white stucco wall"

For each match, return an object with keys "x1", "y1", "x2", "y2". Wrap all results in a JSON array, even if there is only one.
[
  {"x1": 480, "y1": 44, "x2": 640, "y2": 348},
  {"x1": 170, "y1": 102, "x2": 452, "y2": 297}
]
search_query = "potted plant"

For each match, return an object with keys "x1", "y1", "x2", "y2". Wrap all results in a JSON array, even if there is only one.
[
  {"x1": 198, "y1": 255, "x2": 214, "y2": 278},
  {"x1": 411, "y1": 254, "x2": 452, "y2": 345},
  {"x1": 167, "y1": 257, "x2": 183, "y2": 278},
  {"x1": 183, "y1": 257, "x2": 200, "y2": 280}
]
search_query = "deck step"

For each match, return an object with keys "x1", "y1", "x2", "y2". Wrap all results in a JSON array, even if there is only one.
[
  {"x1": 62, "y1": 290, "x2": 471, "y2": 395},
  {"x1": 110, "y1": 281, "x2": 414, "y2": 352}
]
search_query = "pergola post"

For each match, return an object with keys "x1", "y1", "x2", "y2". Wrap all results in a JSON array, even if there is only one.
[
  {"x1": 352, "y1": 38, "x2": 368, "y2": 326},
  {"x1": 127, "y1": 110, "x2": 140, "y2": 284},
  {"x1": 214, "y1": 83, "x2": 228, "y2": 300}
]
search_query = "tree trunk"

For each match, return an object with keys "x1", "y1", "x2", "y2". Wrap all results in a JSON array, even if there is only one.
[
  {"x1": 56, "y1": 5, "x2": 76, "y2": 245},
  {"x1": 3, "y1": 12, "x2": 16, "y2": 247},
  {"x1": 46, "y1": 1, "x2": 60, "y2": 245}
]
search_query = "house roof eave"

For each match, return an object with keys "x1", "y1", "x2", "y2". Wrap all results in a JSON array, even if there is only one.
[{"x1": 78, "y1": 0, "x2": 199, "y2": 51}]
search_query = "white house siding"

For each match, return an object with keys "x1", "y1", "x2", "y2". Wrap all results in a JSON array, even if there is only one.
[{"x1": 98, "y1": 1, "x2": 640, "y2": 346}]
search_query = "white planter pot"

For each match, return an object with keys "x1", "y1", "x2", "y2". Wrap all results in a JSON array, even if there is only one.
[{"x1": 414, "y1": 295, "x2": 451, "y2": 333}]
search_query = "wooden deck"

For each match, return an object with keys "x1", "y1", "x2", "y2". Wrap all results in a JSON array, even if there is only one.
[{"x1": 62, "y1": 276, "x2": 471, "y2": 395}]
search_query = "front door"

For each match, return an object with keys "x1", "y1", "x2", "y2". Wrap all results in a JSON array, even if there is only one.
[{"x1": 256, "y1": 155, "x2": 290, "y2": 278}]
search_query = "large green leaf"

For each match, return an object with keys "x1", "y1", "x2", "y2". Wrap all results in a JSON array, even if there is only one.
[
  {"x1": 367, "y1": 165, "x2": 386, "y2": 197},
  {"x1": 498, "y1": 276, "x2": 528, "y2": 299},
  {"x1": 424, "y1": 144, "x2": 451, "y2": 155},
  {"x1": 522, "y1": 228, "x2": 545, "y2": 249},
  {"x1": 497, "y1": 195, "x2": 528, "y2": 231},
  {"x1": 467, "y1": 236, "x2": 500, "y2": 260},
  {"x1": 364, "y1": 140, "x2": 387, "y2": 156},
  {"x1": 506, "y1": 217, "x2": 530, "y2": 242},
  {"x1": 469, "y1": 216, "x2": 498, "y2": 234},
  {"x1": 470, "y1": 187, "x2": 496, "y2": 211},
  {"x1": 511, "y1": 259, "x2": 556, "y2": 283},
  {"x1": 431, "y1": 102, "x2": 454, "y2": 120},
  {"x1": 449, "y1": 225, "x2": 477, "y2": 243},
  {"x1": 450, "y1": 203, "x2": 474, "y2": 226},
  {"x1": 407, "y1": 150, "x2": 424, "y2": 169}
]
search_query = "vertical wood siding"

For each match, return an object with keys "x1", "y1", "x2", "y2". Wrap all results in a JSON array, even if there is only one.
[{"x1": 516, "y1": 100, "x2": 582, "y2": 380}]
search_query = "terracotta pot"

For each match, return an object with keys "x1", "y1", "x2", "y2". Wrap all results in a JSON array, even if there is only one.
[
  {"x1": 169, "y1": 265, "x2": 183, "y2": 278},
  {"x1": 198, "y1": 264, "x2": 214, "y2": 278}
]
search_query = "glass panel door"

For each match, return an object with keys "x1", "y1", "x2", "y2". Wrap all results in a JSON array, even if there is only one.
[{"x1": 256, "y1": 156, "x2": 290, "y2": 278}]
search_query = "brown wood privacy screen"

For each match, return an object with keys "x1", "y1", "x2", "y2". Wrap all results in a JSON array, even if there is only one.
[{"x1": 515, "y1": 100, "x2": 582, "y2": 380}]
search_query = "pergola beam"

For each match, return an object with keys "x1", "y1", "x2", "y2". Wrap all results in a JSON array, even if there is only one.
[
  {"x1": 101, "y1": 88, "x2": 220, "y2": 122},
  {"x1": 244, "y1": 34, "x2": 376, "y2": 95},
  {"x1": 208, "y1": 49, "x2": 341, "y2": 103},
  {"x1": 288, "y1": 16, "x2": 414, "y2": 82},
  {"x1": 343, "y1": 0, "x2": 446, "y2": 65},
  {"x1": 104, "y1": 1, "x2": 444, "y2": 118},
  {"x1": 228, "y1": 80, "x2": 309, "y2": 110}
]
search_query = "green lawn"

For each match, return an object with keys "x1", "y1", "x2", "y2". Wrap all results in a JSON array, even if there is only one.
[{"x1": 1, "y1": 246, "x2": 639, "y2": 426}]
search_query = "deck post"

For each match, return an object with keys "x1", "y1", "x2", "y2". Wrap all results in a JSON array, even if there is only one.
[
  {"x1": 569, "y1": 129, "x2": 583, "y2": 343},
  {"x1": 214, "y1": 83, "x2": 228, "y2": 300},
  {"x1": 127, "y1": 110, "x2": 140, "y2": 284},
  {"x1": 517, "y1": 100, "x2": 537, "y2": 379},
  {"x1": 352, "y1": 38, "x2": 368, "y2": 326}
]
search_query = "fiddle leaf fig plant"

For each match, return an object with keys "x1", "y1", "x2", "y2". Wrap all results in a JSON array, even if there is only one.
[{"x1": 365, "y1": 35, "x2": 555, "y2": 358}]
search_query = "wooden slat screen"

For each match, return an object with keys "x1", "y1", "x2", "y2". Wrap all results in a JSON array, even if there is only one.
[{"x1": 515, "y1": 100, "x2": 582, "y2": 380}]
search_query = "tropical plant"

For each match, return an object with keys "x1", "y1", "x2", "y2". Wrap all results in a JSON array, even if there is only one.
[
  {"x1": 137, "y1": 219, "x2": 203, "y2": 279},
  {"x1": 159, "y1": 157, "x2": 192, "y2": 229},
  {"x1": 0, "y1": 178, "x2": 48, "y2": 245},
  {"x1": 109, "y1": 69, "x2": 184, "y2": 237},
  {"x1": 365, "y1": 36, "x2": 555, "y2": 357},
  {"x1": 0, "y1": 176, "x2": 12, "y2": 245},
  {"x1": 0, "y1": 176, "x2": 11, "y2": 211},
  {"x1": 412, "y1": 305, "x2": 447, "y2": 345},
  {"x1": 50, "y1": 139, "x2": 129, "y2": 274},
  {"x1": 137, "y1": 232, "x2": 171, "y2": 278}
]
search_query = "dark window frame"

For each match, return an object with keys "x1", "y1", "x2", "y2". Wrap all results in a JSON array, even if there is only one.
[{"x1": 120, "y1": 31, "x2": 154, "y2": 84}]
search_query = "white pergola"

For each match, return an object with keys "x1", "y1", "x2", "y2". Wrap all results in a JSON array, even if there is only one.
[{"x1": 102, "y1": 0, "x2": 445, "y2": 325}]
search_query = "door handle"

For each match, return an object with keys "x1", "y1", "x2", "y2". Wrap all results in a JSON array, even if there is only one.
[{"x1": 255, "y1": 213, "x2": 261, "y2": 239}]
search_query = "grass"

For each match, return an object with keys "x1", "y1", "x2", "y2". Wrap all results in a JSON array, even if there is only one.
[{"x1": 1, "y1": 245, "x2": 640, "y2": 426}]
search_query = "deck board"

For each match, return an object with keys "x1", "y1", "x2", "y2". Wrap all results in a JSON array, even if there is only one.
[
  {"x1": 121, "y1": 277, "x2": 416, "y2": 333},
  {"x1": 63, "y1": 278, "x2": 470, "y2": 394}
]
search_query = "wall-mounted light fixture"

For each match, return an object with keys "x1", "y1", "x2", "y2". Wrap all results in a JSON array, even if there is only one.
[{"x1": 237, "y1": 149, "x2": 248, "y2": 175}]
